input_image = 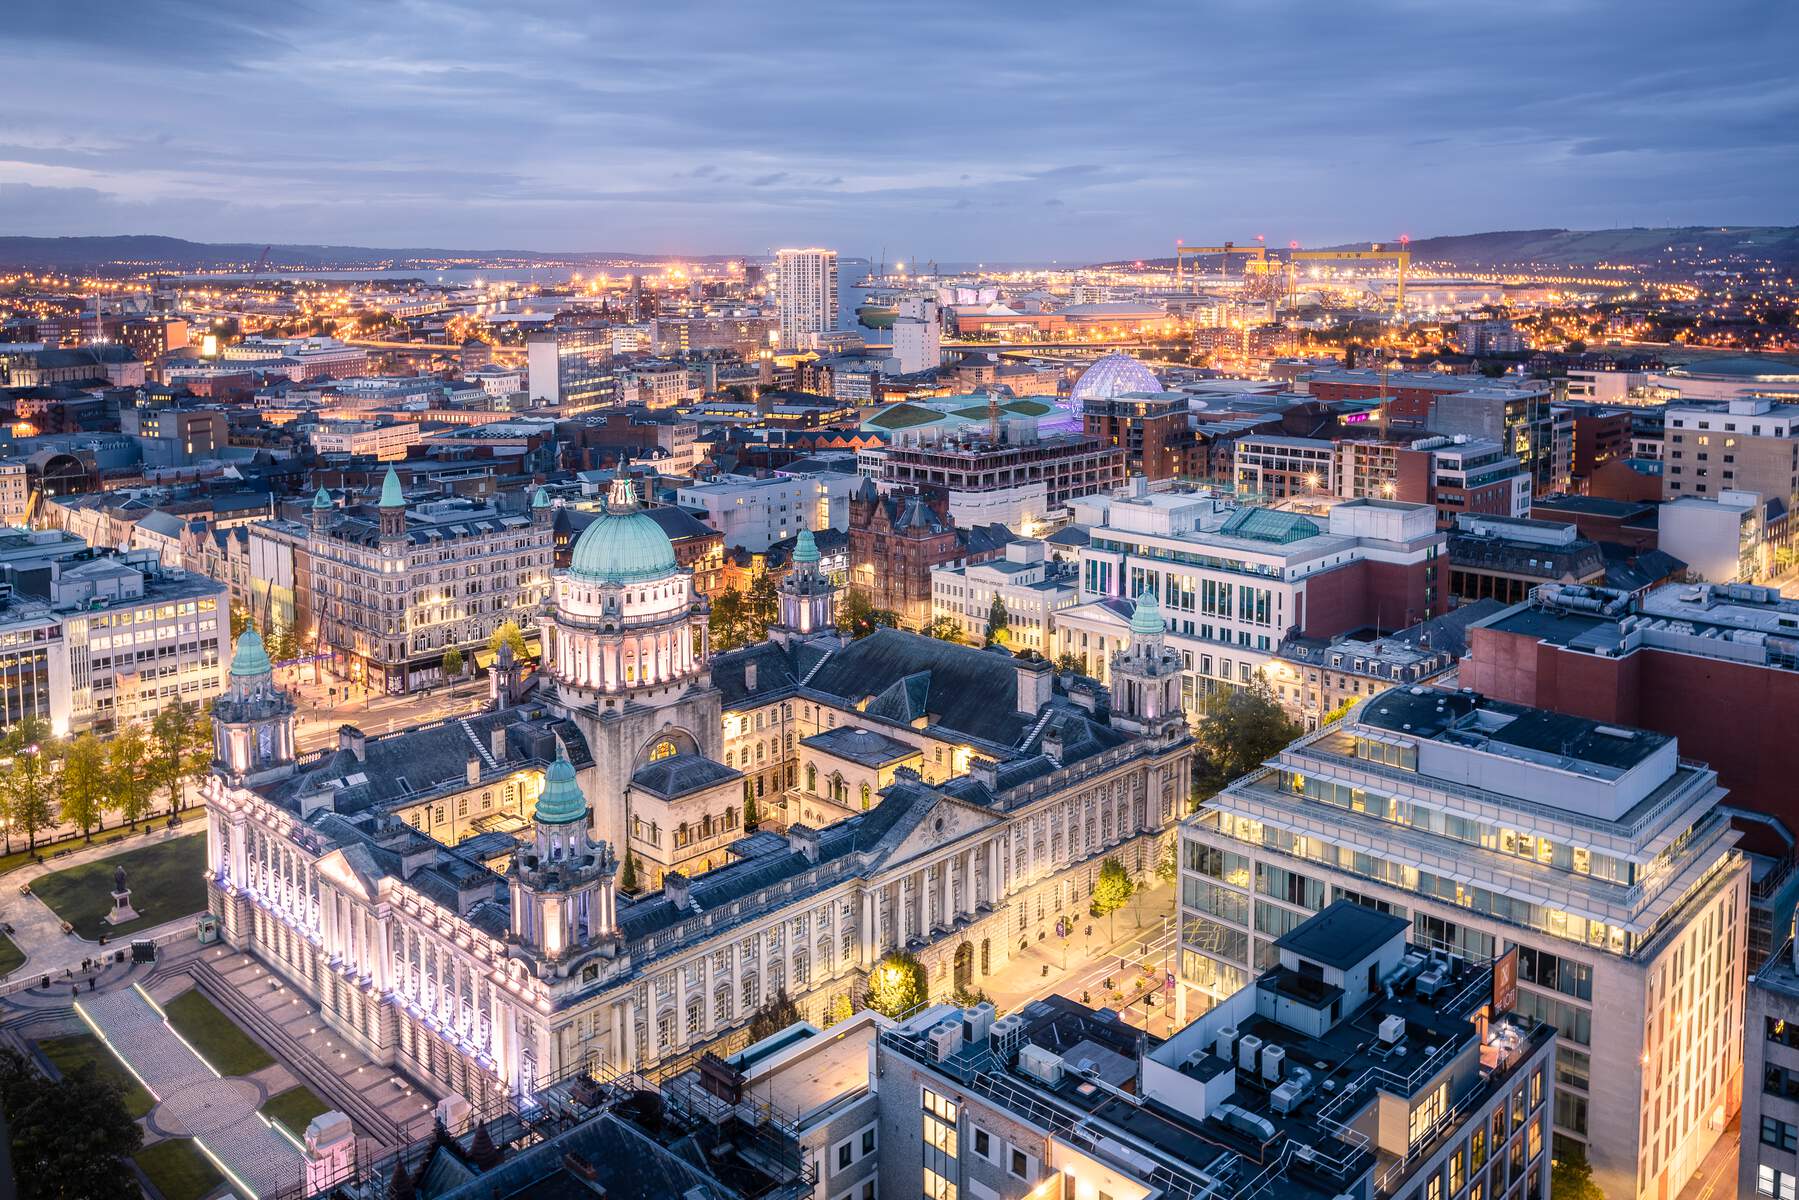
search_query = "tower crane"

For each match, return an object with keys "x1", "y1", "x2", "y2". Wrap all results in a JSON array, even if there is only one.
[{"x1": 1285, "y1": 237, "x2": 1411, "y2": 314}]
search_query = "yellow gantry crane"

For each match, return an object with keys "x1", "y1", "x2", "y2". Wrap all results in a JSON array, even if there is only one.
[
  {"x1": 1286, "y1": 240, "x2": 1412, "y2": 313},
  {"x1": 1172, "y1": 240, "x2": 1275, "y2": 290}
]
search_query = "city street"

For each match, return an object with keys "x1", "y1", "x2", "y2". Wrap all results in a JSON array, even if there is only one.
[{"x1": 282, "y1": 667, "x2": 493, "y2": 752}]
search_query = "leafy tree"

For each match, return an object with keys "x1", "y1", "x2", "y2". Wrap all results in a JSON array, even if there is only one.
[
  {"x1": 1090, "y1": 856, "x2": 1134, "y2": 924},
  {"x1": 709, "y1": 588, "x2": 751, "y2": 651},
  {"x1": 1550, "y1": 1148, "x2": 1604, "y2": 1200},
  {"x1": 265, "y1": 620, "x2": 299, "y2": 664},
  {"x1": 865, "y1": 950, "x2": 928, "y2": 1019},
  {"x1": 926, "y1": 616, "x2": 966, "y2": 644},
  {"x1": 59, "y1": 732, "x2": 109, "y2": 840},
  {"x1": 747, "y1": 988, "x2": 803, "y2": 1042},
  {"x1": 1, "y1": 715, "x2": 60, "y2": 851},
  {"x1": 149, "y1": 699, "x2": 209, "y2": 818},
  {"x1": 1320, "y1": 696, "x2": 1358, "y2": 726},
  {"x1": 839, "y1": 589, "x2": 898, "y2": 640},
  {"x1": 1154, "y1": 838, "x2": 1179, "y2": 886},
  {"x1": 743, "y1": 790, "x2": 760, "y2": 829},
  {"x1": 1054, "y1": 651, "x2": 1087, "y2": 674},
  {"x1": 984, "y1": 595, "x2": 1010, "y2": 645},
  {"x1": 488, "y1": 620, "x2": 530, "y2": 662},
  {"x1": 108, "y1": 724, "x2": 156, "y2": 830},
  {"x1": 746, "y1": 571, "x2": 780, "y2": 639},
  {"x1": 0, "y1": 1045, "x2": 144, "y2": 1200},
  {"x1": 1191, "y1": 684, "x2": 1302, "y2": 807},
  {"x1": 823, "y1": 993, "x2": 855, "y2": 1027},
  {"x1": 441, "y1": 647, "x2": 465, "y2": 678},
  {"x1": 618, "y1": 852, "x2": 639, "y2": 893},
  {"x1": 229, "y1": 602, "x2": 253, "y2": 641}
]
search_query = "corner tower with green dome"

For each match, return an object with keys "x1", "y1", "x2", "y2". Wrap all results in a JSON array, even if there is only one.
[
  {"x1": 1109, "y1": 589, "x2": 1185, "y2": 742},
  {"x1": 211, "y1": 627, "x2": 297, "y2": 785},
  {"x1": 773, "y1": 526, "x2": 838, "y2": 641},
  {"x1": 509, "y1": 752, "x2": 619, "y2": 962}
]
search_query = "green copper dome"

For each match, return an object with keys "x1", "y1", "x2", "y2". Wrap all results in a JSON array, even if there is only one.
[
  {"x1": 1130, "y1": 589, "x2": 1164, "y2": 635},
  {"x1": 567, "y1": 511, "x2": 678, "y2": 584},
  {"x1": 534, "y1": 755, "x2": 587, "y2": 826},
  {"x1": 230, "y1": 627, "x2": 273, "y2": 677},
  {"x1": 532, "y1": 486, "x2": 550, "y2": 509},
  {"x1": 312, "y1": 487, "x2": 333, "y2": 510},
  {"x1": 792, "y1": 527, "x2": 820, "y2": 564},
  {"x1": 379, "y1": 466, "x2": 405, "y2": 508}
]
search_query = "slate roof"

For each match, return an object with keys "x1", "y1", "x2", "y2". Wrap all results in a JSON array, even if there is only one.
[
  {"x1": 799, "y1": 630, "x2": 1042, "y2": 749},
  {"x1": 629, "y1": 753, "x2": 741, "y2": 800},
  {"x1": 802, "y1": 726, "x2": 921, "y2": 767}
]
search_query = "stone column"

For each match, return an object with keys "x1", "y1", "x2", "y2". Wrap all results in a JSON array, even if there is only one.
[
  {"x1": 938, "y1": 860, "x2": 951, "y2": 930},
  {"x1": 675, "y1": 967, "x2": 690, "y2": 1052},
  {"x1": 860, "y1": 892, "x2": 876, "y2": 967},
  {"x1": 701, "y1": 954, "x2": 716, "y2": 1036},
  {"x1": 622, "y1": 996, "x2": 638, "y2": 1072}
]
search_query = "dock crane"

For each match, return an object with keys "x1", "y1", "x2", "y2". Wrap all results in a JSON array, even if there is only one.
[
  {"x1": 1286, "y1": 237, "x2": 1411, "y2": 314},
  {"x1": 1172, "y1": 239, "x2": 1274, "y2": 291}
]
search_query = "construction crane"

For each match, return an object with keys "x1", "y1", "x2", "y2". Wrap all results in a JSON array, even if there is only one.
[
  {"x1": 253, "y1": 245, "x2": 272, "y2": 273},
  {"x1": 1286, "y1": 238, "x2": 1411, "y2": 314},
  {"x1": 1172, "y1": 239, "x2": 1273, "y2": 291}
]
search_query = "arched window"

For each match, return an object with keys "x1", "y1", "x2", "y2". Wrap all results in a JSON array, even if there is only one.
[
  {"x1": 806, "y1": 763, "x2": 817, "y2": 793},
  {"x1": 860, "y1": 782, "x2": 871, "y2": 810},
  {"x1": 741, "y1": 975, "x2": 759, "y2": 1011},
  {"x1": 724, "y1": 750, "x2": 734, "y2": 767},
  {"x1": 725, "y1": 806, "x2": 738, "y2": 829},
  {"x1": 650, "y1": 739, "x2": 678, "y2": 762},
  {"x1": 714, "y1": 985, "x2": 731, "y2": 1022}
]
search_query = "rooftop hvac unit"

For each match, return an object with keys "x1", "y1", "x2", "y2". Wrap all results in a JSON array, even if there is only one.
[
  {"x1": 1237, "y1": 1034, "x2": 1263, "y2": 1073},
  {"x1": 990, "y1": 1014, "x2": 1024, "y2": 1059},
  {"x1": 1215, "y1": 1025, "x2": 1239, "y2": 1062},
  {"x1": 1271, "y1": 1080, "x2": 1304, "y2": 1115},
  {"x1": 1378, "y1": 1015, "x2": 1406, "y2": 1044},
  {"x1": 962, "y1": 1001, "x2": 995, "y2": 1044},
  {"x1": 1018, "y1": 1043, "x2": 1064, "y2": 1087},
  {"x1": 1262, "y1": 1043, "x2": 1287, "y2": 1083},
  {"x1": 1415, "y1": 965, "x2": 1449, "y2": 1000},
  {"x1": 928, "y1": 1020, "x2": 964, "y2": 1063},
  {"x1": 1214, "y1": 1102, "x2": 1277, "y2": 1142}
]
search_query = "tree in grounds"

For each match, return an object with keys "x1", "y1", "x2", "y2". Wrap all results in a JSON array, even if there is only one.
[
  {"x1": 265, "y1": 620, "x2": 300, "y2": 665},
  {"x1": 149, "y1": 699, "x2": 210, "y2": 819},
  {"x1": 984, "y1": 595, "x2": 1010, "y2": 645},
  {"x1": 1154, "y1": 837, "x2": 1179, "y2": 886},
  {"x1": 0, "y1": 1045, "x2": 144, "y2": 1200},
  {"x1": 823, "y1": 993, "x2": 855, "y2": 1027},
  {"x1": 1, "y1": 714, "x2": 60, "y2": 851},
  {"x1": 1054, "y1": 651, "x2": 1087, "y2": 675},
  {"x1": 865, "y1": 950, "x2": 928, "y2": 1019},
  {"x1": 743, "y1": 790, "x2": 760, "y2": 830},
  {"x1": 746, "y1": 571, "x2": 780, "y2": 640},
  {"x1": 926, "y1": 616, "x2": 966, "y2": 644},
  {"x1": 747, "y1": 988, "x2": 803, "y2": 1042},
  {"x1": 1550, "y1": 1148, "x2": 1604, "y2": 1200},
  {"x1": 229, "y1": 602, "x2": 253, "y2": 641},
  {"x1": 838, "y1": 589, "x2": 898, "y2": 640},
  {"x1": 487, "y1": 620, "x2": 530, "y2": 663},
  {"x1": 108, "y1": 724, "x2": 156, "y2": 830},
  {"x1": 441, "y1": 647, "x2": 465, "y2": 679},
  {"x1": 708, "y1": 588, "x2": 750, "y2": 651},
  {"x1": 617, "y1": 852, "x2": 640, "y2": 894},
  {"x1": 1090, "y1": 855, "x2": 1134, "y2": 937},
  {"x1": 58, "y1": 732, "x2": 109, "y2": 840},
  {"x1": 1190, "y1": 683, "x2": 1302, "y2": 808}
]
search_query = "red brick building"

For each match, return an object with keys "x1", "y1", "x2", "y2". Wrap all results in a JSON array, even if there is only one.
[
  {"x1": 847, "y1": 482, "x2": 1012, "y2": 628},
  {"x1": 1082, "y1": 392, "x2": 1190, "y2": 481}
]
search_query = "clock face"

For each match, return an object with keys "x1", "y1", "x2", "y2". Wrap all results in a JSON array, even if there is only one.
[{"x1": 258, "y1": 725, "x2": 274, "y2": 761}]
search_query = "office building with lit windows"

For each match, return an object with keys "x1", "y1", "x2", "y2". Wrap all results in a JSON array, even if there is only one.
[
  {"x1": 776, "y1": 248, "x2": 839, "y2": 351},
  {"x1": 875, "y1": 900, "x2": 1555, "y2": 1200},
  {"x1": 1179, "y1": 685, "x2": 1747, "y2": 1200}
]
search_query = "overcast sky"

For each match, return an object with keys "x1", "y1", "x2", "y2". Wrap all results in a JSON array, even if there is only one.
[{"x1": 2, "y1": 0, "x2": 1794, "y2": 260}]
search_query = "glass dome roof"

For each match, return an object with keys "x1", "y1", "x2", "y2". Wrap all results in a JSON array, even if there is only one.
[
  {"x1": 567, "y1": 511, "x2": 679, "y2": 584},
  {"x1": 1070, "y1": 353, "x2": 1164, "y2": 401}
]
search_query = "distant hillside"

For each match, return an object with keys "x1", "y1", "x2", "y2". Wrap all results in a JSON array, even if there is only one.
[
  {"x1": 1098, "y1": 225, "x2": 1799, "y2": 274},
  {"x1": 0, "y1": 235, "x2": 739, "y2": 272},
  {"x1": 1386, "y1": 226, "x2": 1799, "y2": 269}
]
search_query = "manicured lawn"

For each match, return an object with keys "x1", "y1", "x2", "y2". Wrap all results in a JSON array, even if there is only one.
[
  {"x1": 0, "y1": 930, "x2": 23, "y2": 978},
  {"x1": 261, "y1": 1084, "x2": 331, "y2": 1139},
  {"x1": 133, "y1": 1137, "x2": 225, "y2": 1200},
  {"x1": 0, "y1": 808, "x2": 204, "y2": 878},
  {"x1": 37, "y1": 1033, "x2": 155, "y2": 1118},
  {"x1": 163, "y1": 989, "x2": 273, "y2": 1076},
  {"x1": 31, "y1": 832, "x2": 208, "y2": 938}
]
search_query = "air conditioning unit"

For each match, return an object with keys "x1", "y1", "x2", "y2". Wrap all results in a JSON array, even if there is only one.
[
  {"x1": 1271, "y1": 1080, "x2": 1304, "y2": 1114},
  {"x1": 962, "y1": 1001, "x2": 995, "y2": 1044},
  {"x1": 1262, "y1": 1043, "x2": 1287, "y2": 1083},
  {"x1": 1378, "y1": 1015, "x2": 1405, "y2": 1044},
  {"x1": 1215, "y1": 1025, "x2": 1239, "y2": 1062},
  {"x1": 990, "y1": 1014, "x2": 1023, "y2": 1059},
  {"x1": 1237, "y1": 1034, "x2": 1263, "y2": 1073},
  {"x1": 1415, "y1": 965, "x2": 1449, "y2": 1000},
  {"x1": 1018, "y1": 1043, "x2": 1064, "y2": 1086},
  {"x1": 928, "y1": 1020, "x2": 964, "y2": 1062}
]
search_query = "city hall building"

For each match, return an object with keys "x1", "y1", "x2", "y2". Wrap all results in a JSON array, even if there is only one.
[{"x1": 203, "y1": 476, "x2": 1192, "y2": 1113}]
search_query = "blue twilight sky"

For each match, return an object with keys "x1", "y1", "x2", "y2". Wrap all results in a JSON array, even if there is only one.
[{"x1": 1, "y1": 0, "x2": 1794, "y2": 261}]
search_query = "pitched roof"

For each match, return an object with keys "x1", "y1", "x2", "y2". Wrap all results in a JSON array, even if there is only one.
[
  {"x1": 801, "y1": 630, "x2": 1037, "y2": 749},
  {"x1": 629, "y1": 753, "x2": 740, "y2": 799}
]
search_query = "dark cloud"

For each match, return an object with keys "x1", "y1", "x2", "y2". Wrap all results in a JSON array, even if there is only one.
[{"x1": 0, "y1": 0, "x2": 1792, "y2": 258}]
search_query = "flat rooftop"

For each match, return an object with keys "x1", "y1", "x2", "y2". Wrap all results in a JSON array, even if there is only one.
[
  {"x1": 1358, "y1": 685, "x2": 1670, "y2": 772},
  {"x1": 1274, "y1": 903, "x2": 1407, "y2": 969}
]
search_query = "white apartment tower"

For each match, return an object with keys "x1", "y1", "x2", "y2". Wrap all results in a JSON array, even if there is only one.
[
  {"x1": 1178, "y1": 685, "x2": 1747, "y2": 1200},
  {"x1": 775, "y1": 247, "x2": 839, "y2": 350}
]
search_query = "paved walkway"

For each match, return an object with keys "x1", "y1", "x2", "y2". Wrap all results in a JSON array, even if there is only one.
[
  {"x1": 79, "y1": 984, "x2": 301, "y2": 1198},
  {"x1": 982, "y1": 882, "x2": 1178, "y2": 1024},
  {"x1": 0, "y1": 825, "x2": 205, "y2": 986}
]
